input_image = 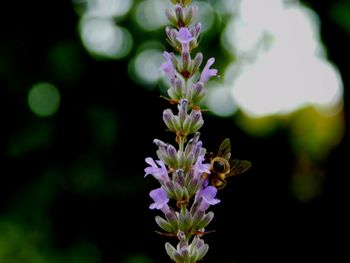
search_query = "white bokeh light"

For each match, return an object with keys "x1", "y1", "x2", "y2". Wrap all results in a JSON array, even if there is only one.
[
  {"x1": 206, "y1": 83, "x2": 237, "y2": 117},
  {"x1": 80, "y1": 17, "x2": 132, "y2": 59},
  {"x1": 134, "y1": 0, "x2": 172, "y2": 31},
  {"x1": 85, "y1": 0, "x2": 133, "y2": 18},
  {"x1": 194, "y1": 1, "x2": 215, "y2": 33},
  {"x1": 218, "y1": 0, "x2": 343, "y2": 117},
  {"x1": 130, "y1": 49, "x2": 164, "y2": 87},
  {"x1": 214, "y1": 0, "x2": 240, "y2": 16}
]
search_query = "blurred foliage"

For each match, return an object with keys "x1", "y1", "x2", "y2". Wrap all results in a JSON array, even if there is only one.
[
  {"x1": 0, "y1": 220, "x2": 100, "y2": 263},
  {"x1": 236, "y1": 105, "x2": 345, "y2": 202},
  {"x1": 330, "y1": 0, "x2": 350, "y2": 35},
  {"x1": 8, "y1": 121, "x2": 54, "y2": 157}
]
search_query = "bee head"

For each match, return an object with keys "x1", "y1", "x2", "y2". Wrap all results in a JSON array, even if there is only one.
[{"x1": 212, "y1": 157, "x2": 229, "y2": 173}]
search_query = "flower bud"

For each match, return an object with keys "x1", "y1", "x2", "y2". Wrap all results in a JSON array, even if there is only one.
[
  {"x1": 172, "y1": 115, "x2": 182, "y2": 132},
  {"x1": 163, "y1": 109, "x2": 176, "y2": 131},
  {"x1": 156, "y1": 149, "x2": 171, "y2": 167},
  {"x1": 187, "y1": 176, "x2": 200, "y2": 197},
  {"x1": 164, "y1": 209, "x2": 178, "y2": 228},
  {"x1": 193, "y1": 140, "x2": 203, "y2": 160},
  {"x1": 153, "y1": 138, "x2": 168, "y2": 148},
  {"x1": 184, "y1": 208, "x2": 192, "y2": 230},
  {"x1": 173, "y1": 169, "x2": 185, "y2": 187},
  {"x1": 167, "y1": 87, "x2": 177, "y2": 102},
  {"x1": 197, "y1": 244, "x2": 209, "y2": 261},
  {"x1": 191, "y1": 23, "x2": 202, "y2": 39},
  {"x1": 192, "y1": 209, "x2": 204, "y2": 226},
  {"x1": 182, "y1": 115, "x2": 192, "y2": 134},
  {"x1": 166, "y1": 27, "x2": 182, "y2": 51},
  {"x1": 183, "y1": 152, "x2": 194, "y2": 170},
  {"x1": 167, "y1": 144, "x2": 178, "y2": 161},
  {"x1": 177, "y1": 230, "x2": 186, "y2": 241},
  {"x1": 174, "y1": 182, "x2": 184, "y2": 201},
  {"x1": 189, "y1": 110, "x2": 204, "y2": 133},
  {"x1": 183, "y1": 187, "x2": 190, "y2": 203},
  {"x1": 184, "y1": 5, "x2": 198, "y2": 25},
  {"x1": 192, "y1": 52, "x2": 203, "y2": 73},
  {"x1": 165, "y1": 8, "x2": 178, "y2": 25},
  {"x1": 175, "y1": 5, "x2": 184, "y2": 24},
  {"x1": 164, "y1": 181, "x2": 176, "y2": 200},
  {"x1": 179, "y1": 246, "x2": 189, "y2": 261},
  {"x1": 168, "y1": 78, "x2": 183, "y2": 100},
  {"x1": 178, "y1": 99, "x2": 188, "y2": 125},
  {"x1": 178, "y1": 208, "x2": 192, "y2": 233},
  {"x1": 183, "y1": 109, "x2": 203, "y2": 134},
  {"x1": 165, "y1": 242, "x2": 177, "y2": 261},
  {"x1": 191, "y1": 82, "x2": 206, "y2": 105},
  {"x1": 195, "y1": 211, "x2": 214, "y2": 230}
]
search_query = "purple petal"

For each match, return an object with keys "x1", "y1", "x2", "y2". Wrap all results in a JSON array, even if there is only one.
[
  {"x1": 163, "y1": 51, "x2": 172, "y2": 60},
  {"x1": 200, "y1": 58, "x2": 218, "y2": 83},
  {"x1": 201, "y1": 186, "x2": 220, "y2": 205},
  {"x1": 176, "y1": 28, "x2": 194, "y2": 54},
  {"x1": 160, "y1": 52, "x2": 175, "y2": 79},
  {"x1": 193, "y1": 155, "x2": 211, "y2": 180},
  {"x1": 149, "y1": 188, "x2": 169, "y2": 210},
  {"x1": 145, "y1": 157, "x2": 156, "y2": 171},
  {"x1": 176, "y1": 28, "x2": 194, "y2": 44},
  {"x1": 144, "y1": 158, "x2": 170, "y2": 184}
]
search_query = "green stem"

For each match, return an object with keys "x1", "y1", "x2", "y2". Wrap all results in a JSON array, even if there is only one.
[{"x1": 179, "y1": 135, "x2": 185, "y2": 152}]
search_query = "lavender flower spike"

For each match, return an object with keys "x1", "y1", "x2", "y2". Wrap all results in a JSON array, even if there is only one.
[{"x1": 144, "y1": 1, "x2": 249, "y2": 262}]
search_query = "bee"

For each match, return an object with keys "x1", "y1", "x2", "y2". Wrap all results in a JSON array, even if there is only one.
[{"x1": 203, "y1": 138, "x2": 251, "y2": 190}]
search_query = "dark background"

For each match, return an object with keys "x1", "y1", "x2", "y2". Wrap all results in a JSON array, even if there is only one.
[{"x1": 0, "y1": 0, "x2": 349, "y2": 262}]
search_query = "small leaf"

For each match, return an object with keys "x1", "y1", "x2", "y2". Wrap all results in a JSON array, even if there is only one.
[
  {"x1": 155, "y1": 216, "x2": 173, "y2": 232},
  {"x1": 195, "y1": 212, "x2": 214, "y2": 230},
  {"x1": 192, "y1": 210, "x2": 204, "y2": 228},
  {"x1": 197, "y1": 244, "x2": 209, "y2": 261},
  {"x1": 183, "y1": 209, "x2": 193, "y2": 232},
  {"x1": 165, "y1": 242, "x2": 177, "y2": 261},
  {"x1": 174, "y1": 182, "x2": 184, "y2": 201}
]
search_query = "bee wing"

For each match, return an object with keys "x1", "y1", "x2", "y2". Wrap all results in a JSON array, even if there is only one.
[
  {"x1": 227, "y1": 159, "x2": 252, "y2": 177},
  {"x1": 217, "y1": 138, "x2": 231, "y2": 160}
]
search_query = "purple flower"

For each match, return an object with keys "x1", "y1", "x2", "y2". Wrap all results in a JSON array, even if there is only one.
[
  {"x1": 195, "y1": 186, "x2": 221, "y2": 212},
  {"x1": 176, "y1": 27, "x2": 194, "y2": 53},
  {"x1": 144, "y1": 158, "x2": 170, "y2": 185},
  {"x1": 149, "y1": 188, "x2": 169, "y2": 210},
  {"x1": 193, "y1": 154, "x2": 211, "y2": 180},
  {"x1": 199, "y1": 58, "x2": 218, "y2": 83},
  {"x1": 160, "y1": 51, "x2": 176, "y2": 80}
]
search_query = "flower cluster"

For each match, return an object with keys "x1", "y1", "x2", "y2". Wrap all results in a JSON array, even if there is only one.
[{"x1": 145, "y1": 0, "x2": 218, "y2": 262}]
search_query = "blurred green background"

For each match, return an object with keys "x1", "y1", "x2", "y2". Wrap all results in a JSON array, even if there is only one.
[{"x1": 0, "y1": 0, "x2": 349, "y2": 262}]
